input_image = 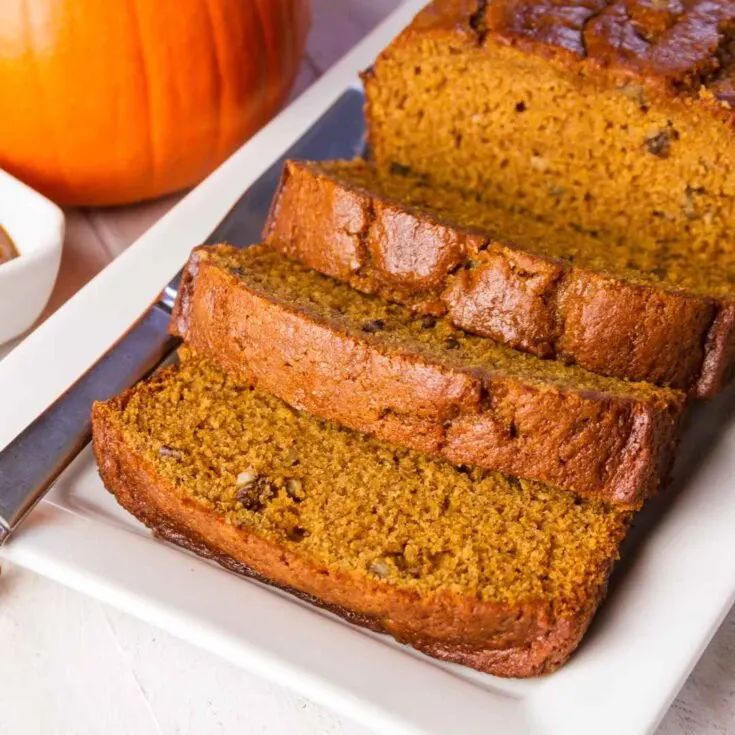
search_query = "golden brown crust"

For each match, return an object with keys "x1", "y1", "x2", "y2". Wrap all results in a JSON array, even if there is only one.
[
  {"x1": 264, "y1": 160, "x2": 732, "y2": 397},
  {"x1": 697, "y1": 302, "x2": 735, "y2": 396},
  {"x1": 171, "y1": 245, "x2": 685, "y2": 507},
  {"x1": 384, "y1": 0, "x2": 735, "y2": 109},
  {"x1": 92, "y1": 396, "x2": 609, "y2": 677}
]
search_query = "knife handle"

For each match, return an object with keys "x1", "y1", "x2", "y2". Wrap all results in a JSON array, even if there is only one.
[{"x1": 0, "y1": 304, "x2": 178, "y2": 543}]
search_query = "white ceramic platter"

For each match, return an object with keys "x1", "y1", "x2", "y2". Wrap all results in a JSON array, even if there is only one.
[{"x1": 2, "y1": 3, "x2": 735, "y2": 733}]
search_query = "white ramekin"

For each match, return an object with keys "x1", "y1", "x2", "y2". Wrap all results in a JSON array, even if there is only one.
[{"x1": 0, "y1": 170, "x2": 65, "y2": 346}]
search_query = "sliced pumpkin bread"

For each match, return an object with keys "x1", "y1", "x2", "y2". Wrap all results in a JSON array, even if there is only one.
[
  {"x1": 361, "y1": 0, "x2": 735, "y2": 398},
  {"x1": 92, "y1": 349, "x2": 632, "y2": 677},
  {"x1": 265, "y1": 159, "x2": 735, "y2": 396},
  {"x1": 171, "y1": 244, "x2": 685, "y2": 507}
]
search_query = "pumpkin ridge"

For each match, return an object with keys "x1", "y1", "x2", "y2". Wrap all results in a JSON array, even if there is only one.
[
  {"x1": 127, "y1": 0, "x2": 157, "y2": 196},
  {"x1": 201, "y1": 0, "x2": 225, "y2": 174}
]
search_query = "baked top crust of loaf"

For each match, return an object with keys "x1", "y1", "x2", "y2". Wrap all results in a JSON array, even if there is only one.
[
  {"x1": 399, "y1": 0, "x2": 735, "y2": 104},
  {"x1": 264, "y1": 159, "x2": 735, "y2": 396},
  {"x1": 171, "y1": 244, "x2": 685, "y2": 507},
  {"x1": 92, "y1": 352, "x2": 631, "y2": 677}
]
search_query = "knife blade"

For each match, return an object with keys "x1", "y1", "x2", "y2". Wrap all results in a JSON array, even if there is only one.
[{"x1": 0, "y1": 88, "x2": 366, "y2": 544}]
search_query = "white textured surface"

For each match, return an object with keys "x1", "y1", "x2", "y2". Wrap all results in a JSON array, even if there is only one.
[
  {"x1": 0, "y1": 562, "x2": 368, "y2": 735},
  {"x1": 2, "y1": 1, "x2": 734, "y2": 733}
]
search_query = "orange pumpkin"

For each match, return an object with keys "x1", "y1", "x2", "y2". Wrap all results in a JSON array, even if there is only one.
[{"x1": 0, "y1": 0, "x2": 310, "y2": 206}]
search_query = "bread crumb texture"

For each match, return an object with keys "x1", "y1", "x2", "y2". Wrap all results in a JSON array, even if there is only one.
[{"x1": 114, "y1": 350, "x2": 630, "y2": 616}]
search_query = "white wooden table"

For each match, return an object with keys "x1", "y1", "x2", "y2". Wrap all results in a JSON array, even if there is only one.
[{"x1": 1, "y1": 2, "x2": 733, "y2": 732}]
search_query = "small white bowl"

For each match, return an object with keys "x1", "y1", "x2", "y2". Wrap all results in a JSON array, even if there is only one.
[{"x1": 0, "y1": 170, "x2": 65, "y2": 346}]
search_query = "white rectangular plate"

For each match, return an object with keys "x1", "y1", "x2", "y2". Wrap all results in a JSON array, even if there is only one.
[{"x1": 2, "y1": 3, "x2": 734, "y2": 733}]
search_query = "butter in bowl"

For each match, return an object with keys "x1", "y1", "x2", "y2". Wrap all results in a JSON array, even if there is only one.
[{"x1": 0, "y1": 169, "x2": 65, "y2": 346}]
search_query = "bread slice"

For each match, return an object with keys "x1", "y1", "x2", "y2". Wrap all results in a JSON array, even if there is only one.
[
  {"x1": 171, "y1": 244, "x2": 685, "y2": 507},
  {"x1": 360, "y1": 0, "x2": 735, "y2": 397},
  {"x1": 92, "y1": 349, "x2": 632, "y2": 677},
  {"x1": 265, "y1": 158, "x2": 735, "y2": 397}
]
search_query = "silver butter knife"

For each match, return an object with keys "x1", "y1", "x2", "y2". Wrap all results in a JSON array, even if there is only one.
[{"x1": 0, "y1": 88, "x2": 366, "y2": 545}]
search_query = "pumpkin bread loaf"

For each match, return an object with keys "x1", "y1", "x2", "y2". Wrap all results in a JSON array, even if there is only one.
[
  {"x1": 92, "y1": 349, "x2": 632, "y2": 677},
  {"x1": 171, "y1": 244, "x2": 685, "y2": 507},
  {"x1": 266, "y1": 159, "x2": 735, "y2": 396},
  {"x1": 362, "y1": 0, "x2": 735, "y2": 396}
]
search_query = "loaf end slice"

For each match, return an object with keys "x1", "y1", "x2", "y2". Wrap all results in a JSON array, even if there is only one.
[
  {"x1": 264, "y1": 159, "x2": 735, "y2": 397},
  {"x1": 171, "y1": 244, "x2": 686, "y2": 507},
  {"x1": 92, "y1": 350, "x2": 631, "y2": 677}
]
